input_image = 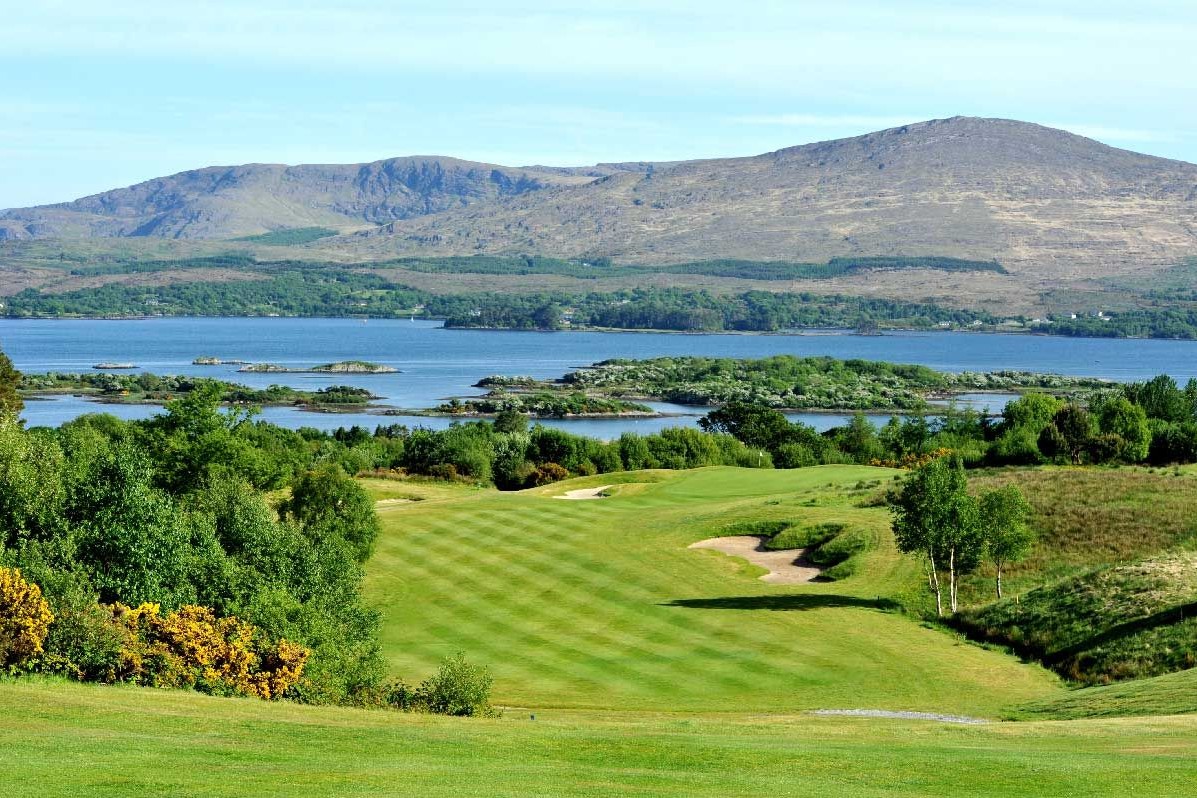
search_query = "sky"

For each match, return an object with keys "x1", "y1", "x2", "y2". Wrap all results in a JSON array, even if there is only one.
[{"x1": 2, "y1": 0, "x2": 1196, "y2": 207}]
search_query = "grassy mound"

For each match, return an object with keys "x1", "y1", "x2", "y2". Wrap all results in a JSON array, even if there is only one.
[
  {"x1": 954, "y1": 468, "x2": 1197, "y2": 685},
  {"x1": 364, "y1": 466, "x2": 1057, "y2": 716},
  {"x1": 761, "y1": 521, "x2": 872, "y2": 581},
  {"x1": 1012, "y1": 668, "x2": 1197, "y2": 720},
  {"x1": 957, "y1": 551, "x2": 1197, "y2": 683},
  {"x1": 964, "y1": 467, "x2": 1197, "y2": 603},
  {"x1": 762, "y1": 521, "x2": 843, "y2": 550}
]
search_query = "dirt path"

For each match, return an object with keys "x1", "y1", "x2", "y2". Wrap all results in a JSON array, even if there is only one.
[
  {"x1": 809, "y1": 709, "x2": 989, "y2": 725},
  {"x1": 689, "y1": 535, "x2": 821, "y2": 584},
  {"x1": 554, "y1": 485, "x2": 613, "y2": 500}
]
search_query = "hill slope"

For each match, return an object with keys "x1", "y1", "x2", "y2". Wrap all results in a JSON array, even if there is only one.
[
  {"x1": 0, "y1": 157, "x2": 609, "y2": 240},
  {"x1": 350, "y1": 117, "x2": 1197, "y2": 282},
  {"x1": 5, "y1": 117, "x2": 1196, "y2": 290}
]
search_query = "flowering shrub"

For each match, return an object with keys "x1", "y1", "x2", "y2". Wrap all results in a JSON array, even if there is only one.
[
  {"x1": 869, "y1": 447, "x2": 955, "y2": 470},
  {"x1": 109, "y1": 603, "x2": 309, "y2": 699},
  {"x1": 0, "y1": 568, "x2": 54, "y2": 668}
]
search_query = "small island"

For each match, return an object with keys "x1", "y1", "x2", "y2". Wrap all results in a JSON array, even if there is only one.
[
  {"x1": 238, "y1": 360, "x2": 399, "y2": 374},
  {"x1": 471, "y1": 356, "x2": 1112, "y2": 413},
  {"x1": 434, "y1": 392, "x2": 656, "y2": 419},
  {"x1": 193, "y1": 356, "x2": 250, "y2": 366},
  {"x1": 92, "y1": 362, "x2": 137, "y2": 370},
  {"x1": 19, "y1": 372, "x2": 383, "y2": 411}
]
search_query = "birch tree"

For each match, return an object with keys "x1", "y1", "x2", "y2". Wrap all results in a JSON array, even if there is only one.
[
  {"x1": 890, "y1": 456, "x2": 983, "y2": 615},
  {"x1": 979, "y1": 484, "x2": 1034, "y2": 599}
]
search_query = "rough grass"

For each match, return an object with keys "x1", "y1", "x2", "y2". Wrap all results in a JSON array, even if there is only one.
[
  {"x1": 958, "y1": 551, "x2": 1197, "y2": 683},
  {"x1": 364, "y1": 466, "x2": 1058, "y2": 717},
  {"x1": 3, "y1": 679, "x2": 1197, "y2": 798},
  {"x1": 1012, "y1": 668, "x2": 1197, "y2": 720},
  {"x1": 954, "y1": 467, "x2": 1197, "y2": 685},
  {"x1": 964, "y1": 467, "x2": 1197, "y2": 603}
]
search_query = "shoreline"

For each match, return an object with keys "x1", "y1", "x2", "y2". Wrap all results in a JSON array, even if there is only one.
[
  {"x1": 20, "y1": 390, "x2": 1016, "y2": 420},
  {"x1": 1, "y1": 314, "x2": 1192, "y2": 342},
  {"x1": 19, "y1": 392, "x2": 685, "y2": 421}
]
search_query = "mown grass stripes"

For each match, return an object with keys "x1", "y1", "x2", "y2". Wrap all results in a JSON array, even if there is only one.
[{"x1": 365, "y1": 466, "x2": 1060, "y2": 716}]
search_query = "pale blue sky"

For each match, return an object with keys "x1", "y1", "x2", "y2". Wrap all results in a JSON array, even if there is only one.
[{"x1": 3, "y1": 0, "x2": 1195, "y2": 207}]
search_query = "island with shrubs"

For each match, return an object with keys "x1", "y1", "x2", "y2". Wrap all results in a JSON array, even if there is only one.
[
  {"x1": 471, "y1": 355, "x2": 1111, "y2": 413},
  {"x1": 237, "y1": 360, "x2": 399, "y2": 374},
  {"x1": 19, "y1": 372, "x2": 380, "y2": 410}
]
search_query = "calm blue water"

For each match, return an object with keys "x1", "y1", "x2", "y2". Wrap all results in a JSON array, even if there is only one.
[{"x1": 4, "y1": 318, "x2": 1195, "y2": 436}]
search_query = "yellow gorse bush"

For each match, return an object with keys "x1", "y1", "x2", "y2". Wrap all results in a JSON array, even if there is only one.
[
  {"x1": 109, "y1": 602, "x2": 309, "y2": 699},
  {"x1": 0, "y1": 567, "x2": 54, "y2": 667},
  {"x1": 869, "y1": 447, "x2": 956, "y2": 470}
]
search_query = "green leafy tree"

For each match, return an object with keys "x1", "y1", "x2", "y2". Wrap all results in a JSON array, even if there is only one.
[
  {"x1": 1094, "y1": 395, "x2": 1151, "y2": 463},
  {"x1": 1001, "y1": 392, "x2": 1063, "y2": 431},
  {"x1": 0, "y1": 347, "x2": 22, "y2": 415},
  {"x1": 0, "y1": 416, "x2": 66, "y2": 547},
  {"x1": 618, "y1": 432, "x2": 655, "y2": 470},
  {"x1": 71, "y1": 442, "x2": 192, "y2": 606},
  {"x1": 834, "y1": 413, "x2": 884, "y2": 463},
  {"x1": 1122, "y1": 375, "x2": 1195, "y2": 423},
  {"x1": 532, "y1": 303, "x2": 564, "y2": 330},
  {"x1": 899, "y1": 414, "x2": 932, "y2": 457},
  {"x1": 699, "y1": 402, "x2": 792, "y2": 452},
  {"x1": 979, "y1": 485, "x2": 1035, "y2": 599},
  {"x1": 493, "y1": 408, "x2": 529, "y2": 435},
  {"x1": 1043, "y1": 404, "x2": 1095, "y2": 465},
  {"x1": 992, "y1": 393, "x2": 1064, "y2": 464},
  {"x1": 137, "y1": 380, "x2": 261, "y2": 492},
  {"x1": 890, "y1": 456, "x2": 983, "y2": 615},
  {"x1": 279, "y1": 465, "x2": 380, "y2": 562}
]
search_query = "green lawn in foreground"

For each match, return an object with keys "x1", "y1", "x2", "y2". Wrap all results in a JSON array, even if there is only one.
[
  {"x1": 364, "y1": 466, "x2": 1058, "y2": 716},
  {"x1": 2, "y1": 680, "x2": 1195, "y2": 798}
]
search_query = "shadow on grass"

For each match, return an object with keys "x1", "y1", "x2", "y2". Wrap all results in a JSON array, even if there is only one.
[{"x1": 662, "y1": 594, "x2": 902, "y2": 612}]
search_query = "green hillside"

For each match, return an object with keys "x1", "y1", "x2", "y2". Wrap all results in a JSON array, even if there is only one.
[{"x1": 957, "y1": 468, "x2": 1197, "y2": 684}]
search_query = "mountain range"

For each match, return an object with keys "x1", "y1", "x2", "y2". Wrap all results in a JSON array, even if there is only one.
[{"x1": 4, "y1": 117, "x2": 1196, "y2": 284}]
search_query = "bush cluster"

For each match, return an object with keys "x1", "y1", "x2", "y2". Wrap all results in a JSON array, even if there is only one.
[
  {"x1": 0, "y1": 568, "x2": 54, "y2": 668},
  {"x1": 97, "y1": 603, "x2": 308, "y2": 698}
]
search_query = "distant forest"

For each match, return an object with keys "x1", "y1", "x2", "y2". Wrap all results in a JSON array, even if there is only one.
[{"x1": 4, "y1": 254, "x2": 1197, "y2": 338}]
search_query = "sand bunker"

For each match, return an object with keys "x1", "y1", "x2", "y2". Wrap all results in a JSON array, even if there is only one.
[
  {"x1": 375, "y1": 498, "x2": 414, "y2": 506},
  {"x1": 689, "y1": 535, "x2": 820, "y2": 584},
  {"x1": 554, "y1": 485, "x2": 613, "y2": 500}
]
